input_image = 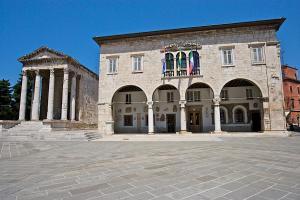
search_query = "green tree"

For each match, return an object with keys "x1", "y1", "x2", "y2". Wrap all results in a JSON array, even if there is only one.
[{"x1": 0, "y1": 79, "x2": 13, "y2": 119}]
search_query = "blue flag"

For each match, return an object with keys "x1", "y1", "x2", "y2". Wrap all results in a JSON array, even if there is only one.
[{"x1": 161, "y1": 58, "x2": 166, "y2": 74}]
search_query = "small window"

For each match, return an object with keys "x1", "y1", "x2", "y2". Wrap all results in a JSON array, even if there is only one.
[
  {"x1": 221, "y1": 90, "x2": 229, "y2": 101},
  {"x1": 246, "y1": 89, "x2": 253, "y2": 99},
  {"x1": 291, "y1": 99, "x2": 294, "y2": 109},
  {"x1": 251, "y1": 47, "x2": 264, "y2": 64},
  {"x1": 234, "y1": 108, "x2": 244, "y2": 123},
  {"x1": 298, "y1": 87, "x2": 300, "y2": 94},
  {"x1": 108, "y1": 58, "x2": 117, "y2": 74},
  {"x1": 125, "y1": 94, "x2": 131, "y2": 104},
  {"x1": 132, "y1": 56, "x2": 143, "y2": 72},
  {"x1": 167, "y1": 92, "x2": 174, "y2": 103},
  {"x1": 290, "y1": 86, "x2": 293, "y2": 93},
  {"x1": 187, "y1": 91, "x2": 193, "y2": 102},
  {"x1": 194, "y1": 91, "x2": 201, "y2": 102},
  {"x1": 295, "y1": 73, "x2": 298, "y2": 80},
  {"x1": 124, "y1": 115, "x2": 133, "y2": 126},
  {"x1": 222, "y1": 49, "x2": 234, "y2": 66}
]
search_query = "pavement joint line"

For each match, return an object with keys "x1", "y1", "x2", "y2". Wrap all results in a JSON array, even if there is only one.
[{"x1": 243, "y1": 185, "x2": 275, "y2": 200}]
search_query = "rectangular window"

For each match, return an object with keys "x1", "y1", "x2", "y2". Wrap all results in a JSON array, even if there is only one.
[
  {"x1": 246, "y1": 89, "x2": 253, "y2": 99},
  {"x1": 251, "y1": 47, "x2": 264, "y2": 64},
  {"x1": 194, "y1": 91, "x2": 201, "y2": 102},
  {"x1": 167, "y1": 92, "x2": 174, "y2": 103},
  {"x1": 290, "y1": 86, "x2": 293, "y2": 93},
  {"x1": 132, "y1": 55, "x2": 143, "y2": 72},
  {"x1": 187, "y1": 91, "x2": 193, "y2": 102},
  {"x1": 108, "y1": 58, "x2": 117, "y2": 74},
  {"x1": 124, "y1": 115, "x2": 133, "y2": 126},
  {"x1": 125, "y1": 94, "x2": 131, "y2": 104},
  {"x1": 291, "y1": 99, "x2": 294, "y2": 109},
  {"x1": 221, "y1": 90, "x2": 229, "y2": 101},
  {"x1": 298, "y1": 87, "x2": 300, "y2": 94},
  {"x1": 222, "y1": 49, "x2": 234, "y2": 66}
]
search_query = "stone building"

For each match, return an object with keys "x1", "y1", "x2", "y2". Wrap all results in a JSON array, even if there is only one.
[
  {"x1": 14, "y1": 47, "x2": 98, "y2": 131},
  {"x1": 94, "y1": 18, "x2": 287, "y2": 135},
  {"x1": 282, "y1": 65, "x2": 300, "y2": 124}
]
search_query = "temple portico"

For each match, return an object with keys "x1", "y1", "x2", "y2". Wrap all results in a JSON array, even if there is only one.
[{"x1": 17, "y1": 47, "x2": 99, "y2": 128}]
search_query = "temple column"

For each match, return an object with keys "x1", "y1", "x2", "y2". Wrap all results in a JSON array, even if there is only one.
[
  {"x1": 19, "y1": 70, "x2": 28, "y2": 120},
  {"x1": 47, "y1": 69, "x2": 55, "y2": 120},
  {"x1": 213, "y1": 96, "x2": 222, "y2": 133},
  {"x1": 70, "y1": 73, "x2": 77, "y2": 121},
  {"x1": 148, "y1": 101, "x2": 154, "y2": 134},
  {"x1": 180, "y1": 100, "x2": 187, "y2": 133},
  {"x1": 31, "y1": 70, "x2": 41, "y2": 120},
  {"x1": 61, "y1": 68, "x2": 69, "y2": 120}
]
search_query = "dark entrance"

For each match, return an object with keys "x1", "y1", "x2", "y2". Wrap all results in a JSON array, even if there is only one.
[
  {"x1": 166, "y1": 114, "x2": 176, "y2": 133},
  {"x1": 188, "y1": 112, "x2": 202, "y2": 132},
  {"x1": 251, "y1": 112, "x2": 261, "y2": 132}
]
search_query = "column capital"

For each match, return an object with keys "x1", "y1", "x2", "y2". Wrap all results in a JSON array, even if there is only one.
[
  {"x1": 179, "y1": 100, "x2": 186, "y2": 107},
  {"x1": 213, "y1": 97, "x2": 221, "y2": 105},
  {"x1": 63, "y1": 68, "x2": 69, "y2": 74},
  {"x1": 34, "y1": 69, "x2": 40, "y2": 75},
  {"x1": 147, "y1": 101, "x2": 153, "y2": 108},
  {"x1": 22, "y1": 69, "x2": 28, "y2": 76},
  {"x1": 49, "y1": 68, "x2": 55, "y2": 75}
]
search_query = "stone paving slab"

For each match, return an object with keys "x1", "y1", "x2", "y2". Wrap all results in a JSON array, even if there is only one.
[{"x1": 0, "y1": 135, "x2": 299, "y2": 200}]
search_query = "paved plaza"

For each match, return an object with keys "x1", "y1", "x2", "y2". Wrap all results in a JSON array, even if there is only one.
[{"x1": 0, "y1": 135, "x2": 300, "y2": 200}]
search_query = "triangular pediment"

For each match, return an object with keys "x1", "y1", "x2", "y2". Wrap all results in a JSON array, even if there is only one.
[{"x1": 18, "y1": 46, "x2": 68, "y2": 62}]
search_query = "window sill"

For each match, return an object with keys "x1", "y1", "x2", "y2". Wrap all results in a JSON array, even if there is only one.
[
  {"x1": 132, "y1": 71, "x2": 143, "y2": 74},
  {"x1": 251, "y1": 62, "x2": 266, "y2": 66},
  {"x1": 107, "y1": 73, "x2": 118, "y2": 75},
  {"x1": 221, "y1": 65, "x2": 235, "y2": 68}
]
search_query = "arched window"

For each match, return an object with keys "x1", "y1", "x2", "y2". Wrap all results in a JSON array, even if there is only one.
[
  {"x1": 165, "y1": 53, "x2": 174, "y2": 71},
  {"x1": 188, "y1": 51, "x2": 200, "y2": 75},
  {"x1": 176, "y1": 52, "x2": 187, "y2": 70},
  {"x1": 234, "y1": 109, "x2": 244, "y2": 123}
]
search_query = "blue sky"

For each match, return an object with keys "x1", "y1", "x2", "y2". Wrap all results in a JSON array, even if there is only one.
[{"x1": 1, "y1": 0, "x2": 299, "y2": 84}]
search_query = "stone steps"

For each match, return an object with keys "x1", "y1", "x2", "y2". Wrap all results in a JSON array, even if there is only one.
[{"x1": 8, "y1": 121, "x2": 51, "y2": 133}]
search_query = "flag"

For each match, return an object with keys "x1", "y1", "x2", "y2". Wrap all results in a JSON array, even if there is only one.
[
  {"x1": 189, "y1": 51, "x2": 194, "y2": 75},
  {"x1": 178, "y1": 51, "x2": 182, "y2": 71},
  {"x1": 161, "y1": 58, "x2": 166, "y2": 74}
]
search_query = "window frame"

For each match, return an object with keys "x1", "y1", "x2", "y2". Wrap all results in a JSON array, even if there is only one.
[
  {"x1": 131, "y1": 55, "x2": 143, "y2": 73},
  {"x1": 125, "y1": 93, "x2": 132, "y2": 104},
  {"x1": 220, "y1": 48, "x2": 235, "y2": 66},
  {"x1": 251, "y1": 46, "x2": 265, "y2": 65},
  {"x1": 167, "y1": 92, "x2": 174, "y2": 103},
  {"x1": 246, "y1": 89, "x2": 253, "y2": 100},
  {"x1": 221, "y1": 90, "x2": 229, "y2": 101},
  {"x1": 107, "y1": 57, "x2": 118, "y2": 74}
]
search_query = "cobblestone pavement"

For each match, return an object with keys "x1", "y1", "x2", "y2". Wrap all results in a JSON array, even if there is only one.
[{"x1": 0, "y1": 136, "x2": 300, "y2": 200}]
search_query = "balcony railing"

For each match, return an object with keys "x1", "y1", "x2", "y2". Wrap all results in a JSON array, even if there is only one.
[{"x1": 163, "y1": 68, "x2": 200, "y2": 78}]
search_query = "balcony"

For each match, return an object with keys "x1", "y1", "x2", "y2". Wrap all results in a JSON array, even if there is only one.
[{"x1": 163, "y1": 68, "x2": 201, "y2": 78}]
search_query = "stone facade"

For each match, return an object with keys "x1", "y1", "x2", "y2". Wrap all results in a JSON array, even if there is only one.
[
  {"x1": 95, "y1": 18, "x2": 286, "y2": 134},
  {"x1": 18, "y1": 47, "x2": 98, "y2": 126}
]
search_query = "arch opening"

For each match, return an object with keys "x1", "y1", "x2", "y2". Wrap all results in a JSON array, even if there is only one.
[
  {"x1": 219, "y1": 79, "x2": 263, "y2": 132},
  {"x1": 152, "y1": 84, "x2": 180, "y2": 133},
  {"x1": 185, "y1": 82, "x2": 214, "y2": 133},
  {"x1": 111, "y1": 85, "x2": 148, "y2": 134}
]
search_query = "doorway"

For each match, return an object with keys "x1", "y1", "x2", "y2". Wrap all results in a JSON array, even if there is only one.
[
  {"x1": 251, "y1": 112, "x2": 261, "y2": 132},
  {"x1": 188, "y1": 111, "x2": 202, "y2": 132},
  {"x1": 166, "y1": 114, "x2": 176, "y2": 133}
]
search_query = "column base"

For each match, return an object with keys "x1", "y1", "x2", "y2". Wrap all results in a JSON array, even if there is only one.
[
  {"x1": 148, "y1": 132, "x2": 154, "y2": 135},
  {"x1": 211, "y1": 130, "x2": 224, "y2": 134},
  {"x1": 179, "y1": 130, "x2": 192, "y2": 134}
]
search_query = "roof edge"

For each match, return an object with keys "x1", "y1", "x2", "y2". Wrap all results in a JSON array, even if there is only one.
[{"x1": 93, "y1": 18, "x2": 286, "y2": 45}]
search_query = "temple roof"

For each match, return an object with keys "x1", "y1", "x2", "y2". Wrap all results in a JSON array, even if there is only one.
[{"x1": 18, "y1": 46, "x2": 98, "y2": 78}]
